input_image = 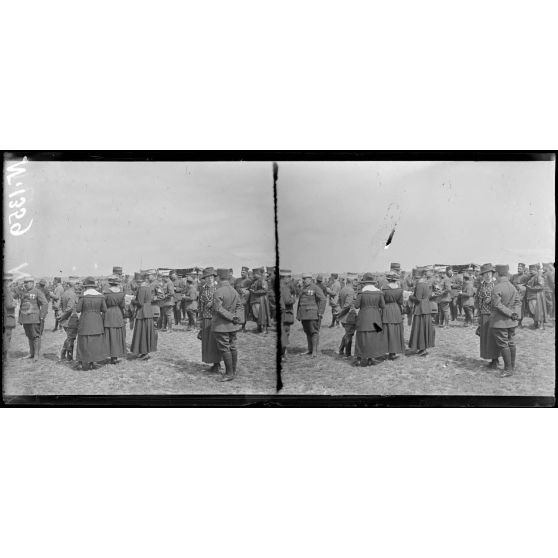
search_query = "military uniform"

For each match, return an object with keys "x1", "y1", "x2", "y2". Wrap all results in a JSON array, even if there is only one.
[
  {"x1": 279, "y1": 271, "x2": 296, "y2": 359},
  {"x1": 460, "y1": 276, "x2": 476, "y2": 326},
  {"x1": 58, "y1": 285, "x2": 79, "y2": 360},
  {"x1": 296, "y1": 275, "x2": 326, "y2": 357},
  {"x1": 211, "y1": 270, "x2": 243, "y2": 381},
  {"x1": 438, "y1": 271, "x2": 453, "y2": 327},
  {"x1": 326, "y1": 274, "x2": 341, "y2": 327},
  {"x1": 171, "y1": 275, "x2": 185, "y2": 326},
  {"x1": 3, "y1": 274, "x2": 17, "y2": 360},
  {"x1": 489, "y1": 266, "x2": 521, "y2": 377},
  {"x1": 159, "y1": 277, "x2": 175, "y2": 331},
  {"x1": 524, "y1": 265, "x2": 547, "y2": 328},
  {"x1": 182, "y1": 279, "x2": 199, "y2": 329},
  {"x1": 234, "y1": 268, "x2": 251, "y2": 331},
  {"x1": 18, "y1": 280, "x2": 48, "y2": 361},
  {"x1": 249, "y1": 269, "x2": 271, "y2": 333},
  {"x1": 336, "y1": 281, "x2": 357, "y2": 357},
  {"x1": 50, "y1": 282, "x2": 65, "y2": 331}
]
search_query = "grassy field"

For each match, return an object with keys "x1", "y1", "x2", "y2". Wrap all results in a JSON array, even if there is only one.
[
  {"x1": 3, "y1": 314, "x2": 277, "y2": 396},
  {"x1": 280, "y1": 304, "x2": 556, "y2": 396}
]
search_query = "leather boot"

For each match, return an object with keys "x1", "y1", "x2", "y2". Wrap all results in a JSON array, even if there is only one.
[
  {"x1": 329, "y1": 315, "x2": 336, "y2": 328},
  {"x1": 33, "y1": 339, "x2": 40, "y2": 361},
  {"x1": 510, "y1": 345, "x2": 516, "y2": 371},
  {"x1": 306, "y1": 334, "x2": 312, "y2": 355},
  {"x1": 67, "y1": 341, "x2": 74, "y2": 361},
  {"x1": 345, "y1": 337, "x2": 353, "y2": 357},
  {"x1": 338, "y1": 336, "x2": 346, "y2": 356},
  {"x1": 217, "y1": 353, "x2": 235, "y2": 381},
  {"x1": 499, "y1": 347, "x2": 513, "y2": 377},
  {"x1": 311, "y1": 334, "x2": 318, "y2": 358},
  {"x1": 60, "y1": 348, "x2": 67, "y2": 360},
  {"x1": 26, "y1": 338, "x2": 35, "y2": 359},
  {"x1": 231, "y1": 350, "x2": 238, "y2": 375}
]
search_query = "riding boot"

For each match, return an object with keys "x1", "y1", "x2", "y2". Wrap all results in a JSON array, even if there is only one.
[
  {"x1": 231, "y1": 350, "x2": 238, "y2": 375},
  {"x1": 67, "y1": 340, "x2": 74, "y2": 361},
  {"x1": 33, "y1": 339, "x2": 41, "y2": 361},
  {"x1": 27, "y1": 337, "x2": 35, "y2": 359},
  {"x1": 510, "y1": 345, "x2": 516, "y2": 371},
  {"x1": 60, "y1": 347, "x2": 67, "y2": 360},
  {"x1": 329, "y1": 315, "x2": 336, "y2": 328},
  {"x1": 499, "y1": 347, "x2": 513, "y2": 377},
  {"x1": 311, "y1": 334, "x2": 319, "y2": 358},
  {"x1": 345, "y1": 337, "x2": 353, "y2": 357},
  {"x1": 306, "y1": 334, "x2": 312, "y2": 355},
  {"x1": 338, "y1": 336, "x2": 346, "y2": 356},
  {"x1": 217, "y1": 353, "x2": 235, "y2": 381}
]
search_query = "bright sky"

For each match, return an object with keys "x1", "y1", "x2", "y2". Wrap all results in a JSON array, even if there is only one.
[
  {"x1": 277, "y1": 160, "x2": 556, "y2": 273},
  {"x1": 4, "y1": 160, "x2": 275, "y2": 278}
]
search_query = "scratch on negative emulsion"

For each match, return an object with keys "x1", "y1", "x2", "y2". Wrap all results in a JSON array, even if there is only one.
[{"x1": 272, "y1": 162, "x2": 283, "y2": 393}]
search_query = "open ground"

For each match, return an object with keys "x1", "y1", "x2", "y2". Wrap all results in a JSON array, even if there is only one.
[
  {"x1": 3, "y1": 314, "x2": 277, "y2": 396},
  {"x1": 280, "y1": 305, "x2": 555, "y2": 396}
]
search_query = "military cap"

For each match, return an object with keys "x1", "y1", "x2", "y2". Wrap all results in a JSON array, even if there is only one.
[
  {"x1": 145, "y1": 269, "x2": 157, "y2": 276},
  {"x1": 316, "y1": 274, "x2": 324, "y2": 282},
  {"x1": 83, "y1": 276, "x2": 96, "y2": 287},
  {"x1": 446, "y1": 266, "x2": 453, "y2": 273},
  {"x1": 386, "y1": 271, "x2": 400, "y2": 281},
  {"x1": 495, "y1": 264, "x2": 509, "y2": 275},
  {"x1": 480, "y1": 263, "x2": 494, "y2": 274},
  {"x1": 302, "y1": 273, "x2": 312, "y2": 279},
  {"x1": 241, "y1": 266, "x2": 249, "y2": 272},
  {"x1": 518, "y1": 263, "x2": 526, "y2": 269},
  {"x1": 390, "y1": 263, "x2": 401, "y2": 271},
  {"x1": 39, "y1": 278, "x2": 47, "y2": 286},
  {"x1": 279, "y1": 269, "x2": 292, "y2": 277},
  {"x1": 107, "y1": 274, "x2": 121, "y2": 284},
  {"x1": 216, "y1": 268, "x2": 231, "y2": 280},
  {"x1": 528, "y1": 264, "x2": 538, "y2": 272},
  {"x1": 330, "y1": 273, "x2": 339, "y2": 279},
  {"x1": 186, "y1": 276, "x2": 194, "y2": 283},
  {"x1": 112, "y1": 266, "x2": 123, "y2": 275},
  {"x1": 202, "y1": 267, "x2": 217, "y2": 279},
  {"x1": 3, "y1": 272, "x2": 14, "y2": 281},
  {"x1": 23, "y1": 276, "x2": 35, "y2": 283},
  {"x1": 463, "y1": 273, "x2": 470, "y2": 280}
]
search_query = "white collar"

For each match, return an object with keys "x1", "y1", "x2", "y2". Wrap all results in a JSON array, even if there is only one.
[
  {"x1": 362, "y1": 284, "x2": 379, "y2": 292},
  {"x1": 83, "y1": 288, "x2": 102, "y2": 296}
]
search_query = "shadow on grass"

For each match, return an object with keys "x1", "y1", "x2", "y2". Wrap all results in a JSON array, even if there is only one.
[{"x1": 438, "y1": 352, "x2": 489, "y2": 371}]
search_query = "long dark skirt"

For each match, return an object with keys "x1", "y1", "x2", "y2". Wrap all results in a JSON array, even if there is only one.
[
  {"x1": 355, "y1": 329, "x2": 388, "y2": 359},
  {"x1": 104, "y1": 326, "x2": 127, "y2": 358},
  {"x1": 131, "y1": 318, "x2": 157, "y2": 354},
  {"x1": 409, "y1": 314, "x2": 435, "y2": 351},
  {"x1": 76, "y1": 334, "x2": 109, "y2": 363},
  {"x1": 251, "y1": 296, "x2": 271, "y2": 327},
  {"x1": 201, "y1": 318, "x2": 221, "y2": 363},
  {"x1": 479, "y1": 314, "x2": 498, "y2": 359},
  {"x1": 384, "y1": 322, "x2": 405, "y2": 354}
]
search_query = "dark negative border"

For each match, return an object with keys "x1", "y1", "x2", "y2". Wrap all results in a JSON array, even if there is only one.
[{"x1": 2, "y1": 150, "x2": 556, "y2": 407}]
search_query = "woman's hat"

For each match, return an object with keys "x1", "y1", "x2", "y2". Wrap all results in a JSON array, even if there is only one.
[
  {"x1": 302, "y1": 272, "x2": 312, "y2": 279},
  {"x1": 202, "y1": 267, "x2": 217, "y2": 279},
  {"x1": 83, "y1": 276, "x2": 96, "y2": 287},
  {"x1": 361, "y1": 272, "x2": 375, "y2": 283},
  {"x1": 480, "y1": 263, "x2": 494, "y2": 274}
]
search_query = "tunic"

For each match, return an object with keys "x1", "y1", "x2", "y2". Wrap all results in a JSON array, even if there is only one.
[
  {"x1": 409, "y1": 281, "x2": 436, "y2": 351},
  {"x1": 103, "y1": 289, "x2": 127, "y2": 358},
  {"x1": 131, "y1": 284, "x2": 158, "y2": 354},
  {"x1": 354, "y1": 287, "x2": 388, "y2": 359},
  {"x1": 382, "y1": 287, "x2": 405, "y2": 354},
  {"x1": 76, "y1": 292, "x2": 109, "y2": 363}
]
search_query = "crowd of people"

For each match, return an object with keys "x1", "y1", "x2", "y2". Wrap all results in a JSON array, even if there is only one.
[
  {"x1": 3, "y1": 266, "x2": 277, "y2": 382},
  {"x1": 279, "y1": 262, "x2": 555, "y2": 378}
]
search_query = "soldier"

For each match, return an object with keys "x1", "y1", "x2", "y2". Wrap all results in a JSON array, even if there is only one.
[
  {"x1": 146, "y1": 270, "x2": 163, "y2": 329},
  {"x1": 18, "y1": 276, "x2": 49, "y2": 361},
  {"x1": 489, "y1": 265, "x2": 521, "y2": 377},
  {"x1": 279, "y1": 269, "x2": 296, "y2": 361},
  {"x1": 543, "y1": 263, "x2": 555, "y2": 320},
  {"x1": 524, "y1": 264, "x2": 548, "y2": 329},
  {"x1": 450, "y1": 270, "x2": 463, "y2": 320},
  {"x1": 234, "y1": 267, "x2": 251, "y2": 333},
  {"x1": 336, "y1": 277, "x2": 357, "y2": 358},
  {"x1": 249, "y1": 267, "x2": 271, "y2": 334},
  {"x1": 182, "y1": 276, "x2": 199, "y2": 330},
  {"x1": 170, "y1": 271, "x2": 185, "y2": 326},
  {"x1": 58, "y1": 280, "x2": 80, "y2": 360},
  {"x1": 211, "y1": 268, "x2": 243, "y2": 382},
  {"x1": 436, "y1": 267, "x2": 453, "y2": 328},
  {"x1": 199, "y1": 267, "x2": 221, "y2": 373},
  {"x1": 326, "y1": 273, "x2": 341, "y2": 328},
  {"x1": 50, "y1": 279, "x2": 65, "y2": 331},
  {"x1": 296, "y1": 273, "x2": 326, "y2": 358},
  {"x1": 159, "y1": 274, "x2": 176, "y2": 332},
  {"x1": 36, "y1": 278, "x2": 51, "y2": 335},
  {"x1": 3, "y1": 273, "x2": 17, "y2": 361},
  {"x1": 460, "y1": 273, "x2": 476, "y2": 326},
  {"x1": 512, "y1": 263, "x2": 528, "y2": 286}
]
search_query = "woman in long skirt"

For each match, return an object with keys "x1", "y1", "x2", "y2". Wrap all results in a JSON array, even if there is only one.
[
  {"x1": 382, "y1": 272, "x2": 405, "y2": 360},
  {"x1": 475, "y1": 263, "x2": 499, "y2": 368},
  {"x1": 199, "y1": 267, "x2": 221, "y2": 372},
  {"x1": 130, "y1": 272, "x2": 157, "y2": 360},
  {"x1": 76, "y1": 276, "x2": 109, "y2": 370},
  {"x1": 103, "y1": 275, "x2": 127, "y2": 364},
  {"x1": 354, "y1": 273, "x2": 388, "y2": 366},
  {"x1": 408, "y1": 272, "x2": 435, "y2": 356}
]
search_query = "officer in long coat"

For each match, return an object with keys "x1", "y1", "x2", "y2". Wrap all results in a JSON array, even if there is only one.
[
  {"x1": 296, "y1": 273, "x2": 326, "y2": 358},
  {"x1": 18, "y1": 276, "x2": 48, "y2": 361},
  {"x1": 3, "y1": 273, "x2": 17, "y2": 361},
  {"x1": 211, "y1": 268, "x2": 243, "y2": 381},
  {"x1": 524, "y1": 264, "x2": 548, "y2": 328},
  {"x1": 489, "y1": 265, "x2": 521, "y2": 377}
]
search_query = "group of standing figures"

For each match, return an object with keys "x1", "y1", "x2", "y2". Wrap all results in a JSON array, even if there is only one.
[
  {"x1": 279, "y1": 262, "x2": 554, "y2": 378},
  {"x1": 3, "y1": 266, "x2": 275, "y2": 383}
]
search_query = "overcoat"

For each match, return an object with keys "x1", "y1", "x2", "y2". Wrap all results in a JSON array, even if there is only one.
[
  {"x1": 134, "y1": 285, "x2": 154, "y2": 319},
  {"x1": 411, "y1": 281, "x2": 432, "y2": 315},
  {"x1": 296, "y1": 283, "x2": 326, "y2": 321},
  {"x1": 104, "y1": 290, "x2": 126, "y2": 327},
  {"x1": 489, "y1": 277, "x2": 520, "y2": 328},
  {"x1": 18, "y1": 287, "x2": 48, "y2": 325},
  {"x1": 211, "y1": 281, "x2": 243, "y2": 333},
  {"x1": 76, "y1": 294, "x2": 107, "y2": 335},
  {"x1": 354, "y1": 290, "x2": 385, "y2": 331}
]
